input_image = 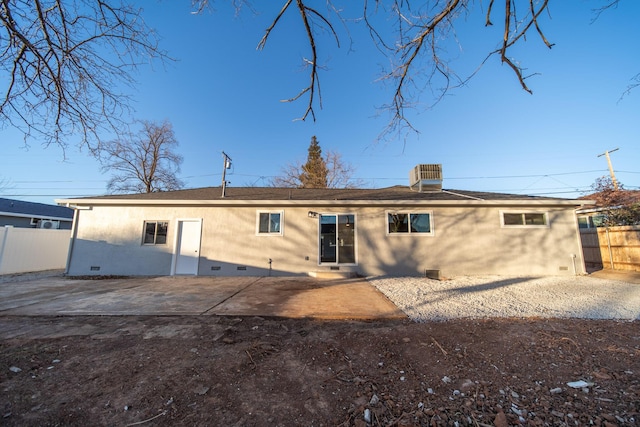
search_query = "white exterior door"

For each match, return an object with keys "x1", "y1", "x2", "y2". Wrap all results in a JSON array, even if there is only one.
[{"x1": 173, "y1": 219, "x2": 202, "y2": 275}]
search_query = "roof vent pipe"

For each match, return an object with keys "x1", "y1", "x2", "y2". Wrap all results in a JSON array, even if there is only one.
[{"x1": 409, "y1": 164, "x2": 443, "y2": 192}]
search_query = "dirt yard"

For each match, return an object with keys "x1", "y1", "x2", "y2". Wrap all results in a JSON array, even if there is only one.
[{"x1": 1, "y1": 315, "x2": 638, "y2": 426}]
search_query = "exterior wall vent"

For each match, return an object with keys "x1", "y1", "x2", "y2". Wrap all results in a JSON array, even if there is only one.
[
  {"x1": 410, "y1": 164, "x2": 443, "y2": 192},
  {"x1": 425, "y1": 269, "x2": 442, "y2": 280}
]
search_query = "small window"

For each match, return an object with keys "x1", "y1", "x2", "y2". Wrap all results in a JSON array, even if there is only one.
[
  {"x1": 143, "y1": 221, "x2": 168, "y2": 244},
  {"x1": 257, "y1": 211, "x2": 283, "y2": 235},
  {"x1": 387, "y1": 212, "x2": 433, "y2": 235},
  {"x1": 577, "y1": 216, "x2": 590, "y2": 229},
  {"x1": 501, "y1": 212, "x2": 548, "y2": 228}
]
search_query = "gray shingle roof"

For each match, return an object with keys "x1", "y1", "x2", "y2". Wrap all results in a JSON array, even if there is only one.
[
  {"x1": 63, "y1": 185, "x2": 571, "y2": 202},
  {"x1": 0, "y1": 197, "x2": 73, "y2": 219}
]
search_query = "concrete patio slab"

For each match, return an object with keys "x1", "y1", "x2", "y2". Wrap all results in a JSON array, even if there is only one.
[{"x1": 0, "y1": 275, "x2": 406, "y2": 320}]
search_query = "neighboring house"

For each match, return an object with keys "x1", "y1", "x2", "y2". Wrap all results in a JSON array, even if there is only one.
[
  {"x1": 56, "y1": 165, "x2": 593, "y2": 278},
  {"x1": 0, "y1": 197, "x2": 73, "y2": 230},
  {"x1": 576, "y1": 190, "x2": 640, "y2": 228}
]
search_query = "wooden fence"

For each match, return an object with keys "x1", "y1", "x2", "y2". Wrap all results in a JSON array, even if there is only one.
[
  {"x1": 580, "y1": 225, "x2": 640, "y2": 272},
  {"x1": 0, "y1": 226, "x2": 71, "y2": 275}
]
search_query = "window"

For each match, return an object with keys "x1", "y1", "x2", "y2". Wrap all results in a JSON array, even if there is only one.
[
  {"x1": 257, "y1": 211, "x2": 282, "y2": 235},
  {"x1": 143, "y1": 221, "x2": 168, "y2": 244},
  {"x1": 501, "y1": 212, "x2": 548, "y2": 227},
  {"x1": 387, "y1": 212, "x2": 433, "y2": 235},
  {"x1": 578, "y1": 214, "x2": 606, "y2": 229}
]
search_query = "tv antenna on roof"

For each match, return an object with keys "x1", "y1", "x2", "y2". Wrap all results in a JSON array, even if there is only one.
[{"x1": 221, "y1": 151, "x2": 232, "y2": 197}]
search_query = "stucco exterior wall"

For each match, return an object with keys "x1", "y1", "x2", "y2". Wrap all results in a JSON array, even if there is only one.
[
  {"x1": 66, "y1": 204, "x2": 585, "y2": 277},
  {"x1": 355, "y1": 206, "x2": 584, "y2": 276}
]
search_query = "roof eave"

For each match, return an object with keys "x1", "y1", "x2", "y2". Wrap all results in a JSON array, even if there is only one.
[
  {"x1": 0, "y1": 211, "x2": 73, "y2": 221},
  {"x1": 56, "y1": 198, "x2": 592, "y2": 208}
]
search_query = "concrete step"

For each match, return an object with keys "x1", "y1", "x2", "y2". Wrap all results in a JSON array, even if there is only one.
[{"x1": 308, "y1": 270, "x2": 358, "y2": 279}]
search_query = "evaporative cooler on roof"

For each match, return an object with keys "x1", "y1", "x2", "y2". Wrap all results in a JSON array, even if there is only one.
[{"x1": 409, "y1": 164, "x2": 443, "y2": 192}]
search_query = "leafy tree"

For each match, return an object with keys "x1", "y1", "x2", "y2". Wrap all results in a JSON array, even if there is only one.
[
  {"x1": 100, "y1": 120, "x2": 184, "y2": 194},
  {"x1": 0, "y1": 0, "x2": 168, "y2": 151},
  {"x1": 588, "y1": 177, "x2": 640, "y2": 226},
  {"x1": 272, "y1": 136, "x2": 361, "y2": 188}
]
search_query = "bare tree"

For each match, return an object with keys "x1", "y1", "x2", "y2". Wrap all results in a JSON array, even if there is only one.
[
  {"x1": 0, "y1": 0, "x2": 168, "y2": 152},
  {"x1": 194, "y1": 1, "x2": 631, "y2": 138},
  {"x1": 271, "y1": 136, "x2": 361, "y2": 188},
  {"x1": 100, "y1": 120, "x2": 184, "y2": 194},
  {"x1": 324, "y1": 151, "x2": 363, "y2": 189},
  {"x1": 3, "y1": 1, "x2": 630, "y2": 150},
  {"x1": 0, "y1": 176, "x2": 12, "y2": 193}
]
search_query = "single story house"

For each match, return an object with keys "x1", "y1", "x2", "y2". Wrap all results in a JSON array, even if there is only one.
[
  {"x1": 0, "y1": 197, "x2": 73, "y2": 229},
  {"x1": 56, "y1": 165, "x2": 594, "y2": 278}
]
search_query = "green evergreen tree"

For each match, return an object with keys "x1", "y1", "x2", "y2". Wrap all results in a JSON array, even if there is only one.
[{"x1": 299, "y1": 136, "x2": 328, "y2": 188}]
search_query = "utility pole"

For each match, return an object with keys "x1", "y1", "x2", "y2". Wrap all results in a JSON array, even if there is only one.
[
  {"x1": 221, "y1": 151, "x2": 232, "y2": 198},
  {"x1": 597, "y1": 148, "x2": 619, "y2": 190}
]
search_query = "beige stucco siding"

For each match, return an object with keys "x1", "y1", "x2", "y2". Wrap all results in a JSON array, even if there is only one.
[
  {"x1": 66, "y1": 204, "x2": 585, "y2": 277},
  {"x1": 351, "y1": 206, "x2": 583, "y2": 276},
  {"x1": 198, "y1": 207, "x2": 318, "y2": 276}
]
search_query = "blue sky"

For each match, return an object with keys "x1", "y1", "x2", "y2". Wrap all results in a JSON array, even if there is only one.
[{"x1": 1, "y1": 1, "x2": 639, "y2": 205}]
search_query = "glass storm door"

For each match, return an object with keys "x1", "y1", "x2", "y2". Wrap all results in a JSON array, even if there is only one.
[{"x1": 319, "y1": 214, "x2": 355, "y2": 264}]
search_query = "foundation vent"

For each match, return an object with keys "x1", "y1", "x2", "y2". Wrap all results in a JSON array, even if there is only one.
[
  {"x1": 425, "y1": 269, "x2": 442, "y2": 280},
  {"x1": 410, "y1": 164, "x2": 443, "y2": 192}
]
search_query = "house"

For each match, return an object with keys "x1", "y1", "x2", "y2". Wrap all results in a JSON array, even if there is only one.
[
  {"x1": 0, "y1": 197, "x2": 73, "y2": 230},
  {"x1": 576, "y1": 190, "x2": 640, "y2": 228},
  {"x1": 56, "y1": 165, "x2": 593, "y2": 277}
]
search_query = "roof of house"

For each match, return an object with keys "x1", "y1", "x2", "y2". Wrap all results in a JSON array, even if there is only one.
[
  {"x1": 578, "y1": 189, "x2": 640, "y2": 207},
  {"x1": 0, "y1": 197, "x2": 74, "y2": 220},
  {"x1": 57, "y1": 186, "x2": 593, "y2": 207},
  {"x1": 576, "y1": 189, "x2": 640, "y2": 213}
]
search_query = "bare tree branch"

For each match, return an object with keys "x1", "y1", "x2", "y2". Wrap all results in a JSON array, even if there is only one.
[
  {"x1": 0, "y1": 0, "x2": 170, "y2": 153},
  {"x1": 192, "y1": 2, "x2": 634, "y2": 141},
  {"x1": 258, "y1": 1, "x2": 340, "y2": 122}
]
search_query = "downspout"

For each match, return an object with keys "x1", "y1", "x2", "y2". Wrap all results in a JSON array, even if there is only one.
[
  {"x1": 572, "y1": 208, "x2": 588, "y2": 275},
  {"x1": 65, "y1": 208, "x2": 80, "y2": 275},
  {"x1": 0, "y1": 226, "x2": 11, "y2": 273}
]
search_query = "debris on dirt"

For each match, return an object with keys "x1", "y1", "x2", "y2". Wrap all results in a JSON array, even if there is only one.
[{"x1": 1, "y1": 315, "x2": 639, "y2": 426}]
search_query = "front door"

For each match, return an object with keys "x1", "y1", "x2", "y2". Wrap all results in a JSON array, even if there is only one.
[
  {"x1": 319, "y1": 214, "x2": 356, "y2": 264},
  {"x1": 172, "y1": 219, "x2": 202, "y2": 275}
]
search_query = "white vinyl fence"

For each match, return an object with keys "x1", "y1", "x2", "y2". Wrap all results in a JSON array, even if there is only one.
[{"x1": 0, "y1": 226, "x2": 71, "y2": 275}]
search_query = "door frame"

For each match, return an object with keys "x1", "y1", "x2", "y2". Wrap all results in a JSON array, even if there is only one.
[
  {"x1": 317, "y1": 212, "x2": 357, "y2": 266},
  {"x1": 170, "y1": 218, "x2": 203, "y2": 275}
]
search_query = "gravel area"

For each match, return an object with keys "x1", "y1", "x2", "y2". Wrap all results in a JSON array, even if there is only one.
[{"x1": 368, "y1": 275, "x2": 640, "y2": 321}]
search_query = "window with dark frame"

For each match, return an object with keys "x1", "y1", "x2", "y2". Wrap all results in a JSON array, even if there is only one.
[
  {"x1": 143, "y1": 221, "x2": 168, "y2": 244},
  {"x1": 502, "y1": 212, "x2": 548, "y2": 227},
  {"x1": 387, "y1": 212, "x2": 432, "y2": 234},
  {"x1": 258, "y1": 212, "x2": 282, "y2": 234}
]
